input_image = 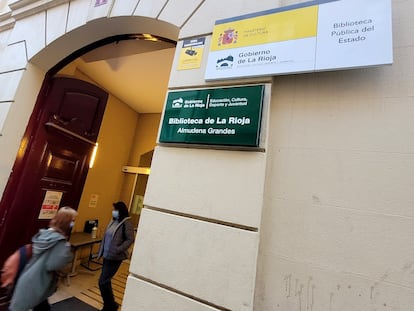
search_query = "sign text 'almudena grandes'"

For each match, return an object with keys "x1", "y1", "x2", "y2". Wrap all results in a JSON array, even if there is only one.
[
  {"x1": 205, "y1": 0, "x2": 393, "y2": 80},
  {"x1": 159, "y1": 85, "x2": 264, "y2": 147}
]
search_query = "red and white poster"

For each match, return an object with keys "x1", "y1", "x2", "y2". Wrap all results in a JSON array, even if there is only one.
[{"x1": 38, "y1": 191, "x2": 63, "y2": 219}]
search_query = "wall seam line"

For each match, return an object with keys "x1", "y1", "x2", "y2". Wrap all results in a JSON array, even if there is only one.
[
  {"x1": 144, "y1": 205, "x2": 259, "y2": 232},
  {"x1": 65, "y1": 0, "x2": 70, "y2": 33},
  {"x1": 0, "y1": 68, "x2": 26, "y2": 75},
  {"x1": 44, "y1": 7, "x2": 47, "y2": 50},
  {"x1": 132, "y1": 0, "x2": 142, "y2": 16},
  {"x1": 179, "y1": 0, "x2": 206, "y2": 29},
  {"x1": 155, "y1": 0, "x2": 169, "y2": 20},
  {"x1": 128, "y1": 273, "x2": 232, "y2": 311}
]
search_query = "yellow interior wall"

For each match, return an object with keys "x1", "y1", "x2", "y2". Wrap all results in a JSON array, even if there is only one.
[
  {"x1": 118, "y1": 113, "x2": 161, "y2": 207},
  {"x1": 57, "y1": 67, "x2": 161, "y2": 237},
  {"x1": 129, "y1": 113, "x2": 161, "y2": 165},
  {"x1": 75, "y1": 93, "x2": 138, "y2": 235}
]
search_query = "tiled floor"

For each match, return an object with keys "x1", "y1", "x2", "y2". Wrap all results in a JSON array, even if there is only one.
[{"x1": 50, "y1": 261, "x2": 129, "y2": 310}]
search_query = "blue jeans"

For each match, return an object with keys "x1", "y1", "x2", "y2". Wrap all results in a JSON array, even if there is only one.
[{"x1": 99, "y1": 259, "x2": 122, "y2": 311}]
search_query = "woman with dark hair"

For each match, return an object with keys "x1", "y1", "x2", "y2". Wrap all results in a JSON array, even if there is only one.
[
  {"x1": 9, "y1": 206, "x2": 77, "y2": 311},
  {"x1": 97, "y1": 201, "x2": 134, "y2": 311}
]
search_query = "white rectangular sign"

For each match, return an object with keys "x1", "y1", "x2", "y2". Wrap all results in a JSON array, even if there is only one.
[
  {"x1": 205, "y1": 0, "x2": 392, "y2": 81},
  {"x1": 38, "y1": 190, "x2": 63, "y2": 219},
  {"x1": 315, "y1": 0, "x2": 393, "y2": 70}
]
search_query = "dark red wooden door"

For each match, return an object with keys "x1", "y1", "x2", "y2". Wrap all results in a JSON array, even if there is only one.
[{"x1": 0, "y1": 77, "x2": 108, "y2": 263}]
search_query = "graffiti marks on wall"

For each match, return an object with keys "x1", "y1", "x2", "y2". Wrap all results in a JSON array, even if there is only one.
[
  {"x1": 281, "y1": 273, "x2": 393, "y2": 310},
  {"x1": 283, "y1": 274, "x2": 315, "y2": 310}
]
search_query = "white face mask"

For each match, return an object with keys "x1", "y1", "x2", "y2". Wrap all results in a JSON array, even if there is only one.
[{"x1": 112, "y1": 210, "x2": 119, "y2": 219}]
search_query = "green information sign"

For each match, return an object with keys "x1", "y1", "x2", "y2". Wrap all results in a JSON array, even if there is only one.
[{"x1": 159, "y1": 84, "x2": 264, "y2": 147}]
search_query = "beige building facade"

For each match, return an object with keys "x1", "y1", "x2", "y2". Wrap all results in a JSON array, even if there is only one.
[{"x1": 0, "y1": 0, "x2": 413, "y2": 310}]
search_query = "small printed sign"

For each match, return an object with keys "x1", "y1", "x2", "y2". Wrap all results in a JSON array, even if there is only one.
[
  {"x1": 159, "y1": 85, "x2": 265, "y2": 147},
  {"x1": 89, "y1": 194, "x2": 99, "y2": 208},
  {"x1": 38, "y1": 191, "x2": 63, "y2": 219},
  {"x1": 178, "y1": 37, "x2": 206, "y2": 70}
]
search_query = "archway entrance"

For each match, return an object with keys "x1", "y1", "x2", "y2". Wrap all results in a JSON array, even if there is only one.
[{"x1": 0, "y1": 16, "x2": 178, "y2": 308}]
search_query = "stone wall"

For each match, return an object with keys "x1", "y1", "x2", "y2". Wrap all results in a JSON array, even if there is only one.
[{"x1": 1, "y1": 0, "x2": 413, "y2": 310}]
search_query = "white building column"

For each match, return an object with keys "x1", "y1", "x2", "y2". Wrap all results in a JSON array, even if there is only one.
[{"x1": 126, "y1": 145, "x2": 269, "y2": 310}]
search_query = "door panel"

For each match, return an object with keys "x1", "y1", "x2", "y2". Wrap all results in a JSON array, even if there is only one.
[
  {"x1": 38, "y1": 129, "x2": 93, "y2": 206},
  {"x1": 48, "y1": 78, "x2": 107, "y2": 141},
  {"x1": 0, "y1": 77, "x2": 108, "y2": 263}
]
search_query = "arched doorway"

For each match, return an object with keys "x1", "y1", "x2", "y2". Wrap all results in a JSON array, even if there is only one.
[{"x1": 0, "y1": 16, "x2": 178, "y2": 263}]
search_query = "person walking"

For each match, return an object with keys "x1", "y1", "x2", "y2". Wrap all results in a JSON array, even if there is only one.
[
  {"x1": 9, "y1": 206, "x2": 78, "y2": 311},
  {"x1": 98, "y1": 201, "x2": 134, "y2": 311}
]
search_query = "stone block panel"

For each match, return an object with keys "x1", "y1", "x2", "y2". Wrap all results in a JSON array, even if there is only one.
[
  {"x1": 0, "y1": 101, "x2": 11, "y2": 134},
  {"x1": 0, "y1": 41, "x2": 26, "y2": 72},
  {"x1": 66, "y1": 0, "x2": 89, "y2": 32},
  {"x1": 110, "y1": 0, "x2": 139, "y2": 17},
  {"x1": 123, "y1": 276, "x2": 220, "y2": 311},
  {"x1": 8, "y1": 12, "x2": 45, "y2": 60},
  {"x1": 46, "y1": 3, "x2": 69, "y2": 45},
  {"x1": 134, "y1": 0, "x2": 168, "y2": 18},
  {"x1": 144, "y1": 146, "x2": 266, "y2": 228},
  {"x1": 260, "y1": 196, "x2": 414, "y2": 289},
  {"x1": 158, "y1": 0, "x2": 203, "y2": 28},
  {"x1": 0, "y1": 70, "x2": 24, "y2": 101},
  {"x1": 130, "y1": 208, "x2": 259, "y2": 311},
  {"x1": 87, "y1": 0, "x2": 112, "y2": 22}
]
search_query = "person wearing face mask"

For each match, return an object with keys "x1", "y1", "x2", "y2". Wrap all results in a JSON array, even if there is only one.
[
  {"x1": 97, "y1": 201, "x2": 134, "y2": 311},
  {"x1": 9, "y1": 206, "x2": 77, "y2": 311}
]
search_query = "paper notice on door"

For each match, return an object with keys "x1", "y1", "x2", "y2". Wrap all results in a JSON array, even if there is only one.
[{"x1": 38, "y1": 190, "x2": 63, "y2": 219}]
